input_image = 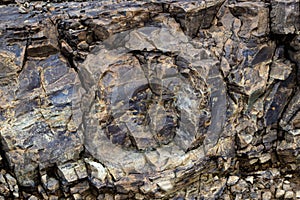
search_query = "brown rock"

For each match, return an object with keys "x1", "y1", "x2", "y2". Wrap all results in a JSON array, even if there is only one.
[{"x1": 0, "y1": 0, "x2": 300, "y2": 199}]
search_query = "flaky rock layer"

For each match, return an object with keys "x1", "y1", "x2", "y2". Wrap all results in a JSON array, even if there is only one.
[{"x1": 0, "y1": 0, "x2": 299, "y2": 199}]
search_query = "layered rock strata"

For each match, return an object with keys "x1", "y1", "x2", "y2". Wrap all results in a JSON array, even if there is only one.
[{"x1": 0, "y1": 0, "x2": 299, "y2": 199}]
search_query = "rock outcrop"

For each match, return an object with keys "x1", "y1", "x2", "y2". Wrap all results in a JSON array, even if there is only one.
[{"x1": 0, "y1": 0, "x2": 299, "y2": 199}]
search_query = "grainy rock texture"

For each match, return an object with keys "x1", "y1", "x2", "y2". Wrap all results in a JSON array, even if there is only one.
[{"x1": 0, "y1": 0, "x2": 299, "y2": 199}]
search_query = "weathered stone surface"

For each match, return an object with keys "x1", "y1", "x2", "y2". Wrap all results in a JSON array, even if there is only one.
[
  {"x1": 0, "y1": 0, "x2": 299, "y2": 199},
  {"x1": 58, "y1": 160, "x2": 88, "y2": 184},
  {"x1": 85, "y1": 158, "x2": 107, "y2": 189},
  {"x1": 276, "y1": 189, "x2": 285, "y2": 198},
  {"x1": 270, "y1": 0, "x2": 300, "y2": 34},
  {"x1": 228, "y1": 2, "x2": 269, "y2": 38},
  {"x1": 227, "y1": 176, "x2": 239, "y2": 186}
]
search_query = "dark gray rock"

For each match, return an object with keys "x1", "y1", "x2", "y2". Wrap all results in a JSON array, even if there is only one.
[{"x1": 270, "y1": 0, "x2": 300, "y2": 34}]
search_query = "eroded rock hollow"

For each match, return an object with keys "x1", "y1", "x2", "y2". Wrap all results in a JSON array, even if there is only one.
[{"x1": 0, "y1": 0, "x2": 300, "y2": 199}]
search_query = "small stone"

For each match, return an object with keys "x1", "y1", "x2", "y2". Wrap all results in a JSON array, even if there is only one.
[
  {"x1": 227, "y1": 176, "x2": 239, "y2": 186},
  {"x1": 90, "y1": 177, "x2": 105, "y2": 190},
  {"x1": 28, "y1": 195, "x2": 39, "y2": 200},
  {"x1": 23, "y1": 191, "x2": 31, "y2": 199},
  {"x1": 5, "y1": 174, "x2": 17, "y2": 191},
  {"x1": 135, "y1": 193, "x2": 144, "y2": 200},
  {"x1": 77, "y1": 41, "x2": 89, "y2": 50},
  {"x1": 104, "y1": 194, "x2": 114, "y2": 200},
  {"x1": 250, "y1": 192, "x2": 258, "y2": 199},
  {"x1": 18, "y1": 6, "x2": 29, "y2": 14},
  {"x1": 296, "y1": 191, "x2": 300, "y2": 199},
  {"x1": 275, "y1": 189, "x2": 285, "y2": 198},
  {"x1": 140, "y1": 182, "x2": 158, "y2": 194},
  {"x1": 223, "y1": 194, "x2": 231, "y2": 200},
  {"x1": 234, "y1": 193, "x2": 243, "y2": 200},
  {"x1": 277, "y1": 181, "x2": 283, "y2": 189},
  {"x1": 0, "y1": 184, "x2": 9, "y2": 197},
  {"x1": 58, "y1": 166, "x2": 77, "y2": 183},
  {"x1": 97, "y1": 194, "x2": 105, "y2": 200},
  {"x1": 283, "y1": 183, "x2": 291, "y2": 191},
  {"x1": 238, "y1": 133, "x2": 253, "y2": 147},
  {"x1": 33, "y1": 3, "x2": 43, "y2": 11},
  {"x1": 230, "y1": 179, "x2": 248, "y2": 193},
  {"x1": 5, "y1": 174, "x2": 19, "y2": 198},
  {"x1": 0, "y1": 173, "x2": 5, "y2": 184},
  {"x1": 270, "y1": 184, "x2": 276, "y2": 194},
  {"x1": 86, "y1": 33, "x2": 94, "y2": 44},
  {"x1": 38, "y1": 185, "x2": 48, "y2": 199},
  {"x1": 49, "y1": 196, "x2": 59, "y2": 200},
  {"x1": 284, "y1": 191, "x2": 294, "y2": 199},
  {"x1": 0, "y1": 173, "x2": 9, "y2": 196},
  {"x1": 115, "y1": 194, "x2": 129, "y2": 200},
  {"x1": 259, "y1": 154, "x2": 271, "y2": 163},
  {"x1": 74, "y1": 163, "x2": 88, "y2": 180},
  {"x1": 61, "y1": 40, "x2": 73, "y2": 56},
  {"x1": 214, "y1": 176, "x2": 219, "y2": 181},
  {"x1": 262, "y1": 191, "x2": 272, "y2": 200},
  {"x1": 270, "y1": 60, "x2": 292, "y2": 80},
  {"x1": 157, "y1": 180, "x2": 173, "y2": 192},
  {"x1": 249, "y1": 159, "x2": 258, "y2": 165},
  {"x1": 269, "y1": 168, "x2": 280, "y2": 177},
  {"x1": 70, "y1": 21, "x2": 81, "y2": 30},
  {"x1": 77, "y1": 31, "x2": 87, "y2": 41},
  {"x1": 46, "y1": 178, "x2": 60, "y2": 192},
  {"x1": 245, "y1": 176, "x2": 254, "y2": 184},
  {"x1": 263, "y1": 131, "x2": 277, "y2": 144},
  {"x1": 93, "y1": 25, "x2": 109, "y2": 41},
  {"x1": 73, "y1": 194, "x2": 82, "y2": 200},
  {"x1": 257, "y1": 183, "x2": 265, "y2": 189},
  {"x1": 85, "y1": 159, "x2": 107, "y2": 182},
  {"x1": 58, "y1": 160, "x2": 87, "y2": 184},
  {"x1": 70, "y1": 181, "x2": 89, "y2": 194},
  {"x1": 285, "y1": 174, "x2": 293, "y2": 178},
  {"x1": 84, "y1": 194, "x2": 96, "y2": 200}
]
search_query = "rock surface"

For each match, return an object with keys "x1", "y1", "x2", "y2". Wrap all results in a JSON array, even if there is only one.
[{"x1": 0, "y1": 0, "x2": 299, "y2": 199}]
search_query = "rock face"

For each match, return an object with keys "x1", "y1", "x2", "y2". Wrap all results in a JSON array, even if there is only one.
[{"x1": 0, "y1": 0, "x2": 299, "y2": 199}]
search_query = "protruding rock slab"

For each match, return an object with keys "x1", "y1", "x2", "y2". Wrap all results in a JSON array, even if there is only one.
[{"x1": 82, "y1": 23, "x2": 230, "y2": 197}]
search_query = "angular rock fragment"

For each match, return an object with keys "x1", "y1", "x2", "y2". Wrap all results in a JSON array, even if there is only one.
[
  {"x1": 270, "y1": 0, "x2": 300, "y2": 34},
  {"x1": 270, "y1": 60, "x2": 293, "y2": 80},
  {"x1": 251, "y1": 46, "x2": 275, "y2": 66},
  {"x1": 5, "y1": 173, "x2": 19, "y2": 198},
  {"x1": 58, "y1": 160, "x2": 88, "y2": 184},
  {"x1": 42, "y1": 175, "x2": 60, "y2": 192},
  {"x1": 228, "y1": 2, "x2": 269, "y2": 38},
  {"x1": 169, "y1": 0, "x2": 225, "y2": 37},
  {"x1": 85, "y1": 158, "x2": 107, "y2": 184},
  {"x1": 26, "y1": 20, "x2": 59, "y2": 57},
  {"x1": 264, "y1": 82, "x2": 294, "y2": 127}
]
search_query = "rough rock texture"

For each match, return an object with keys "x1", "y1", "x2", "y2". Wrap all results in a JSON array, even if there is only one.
[{"x1": 0, "y1": 0, "x2": 299, "y2": 199}]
